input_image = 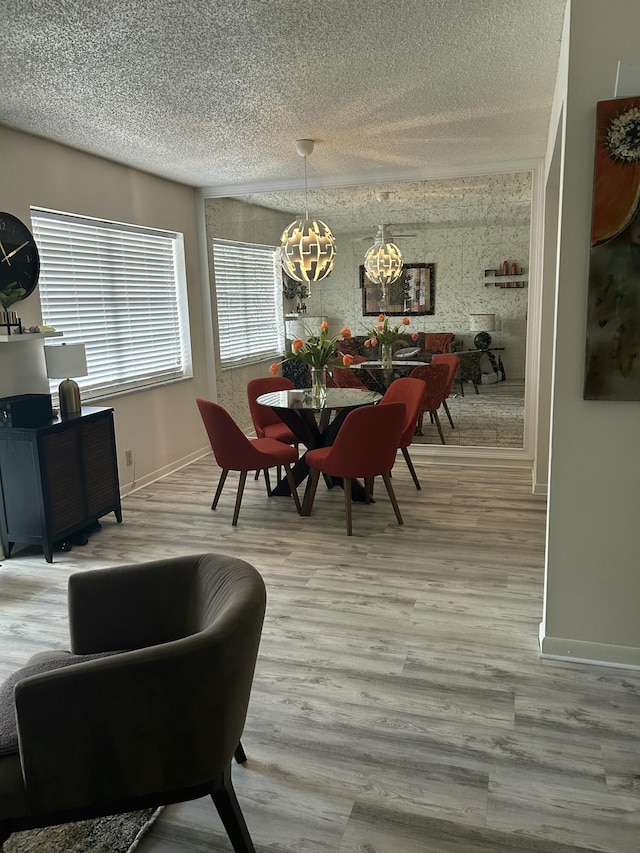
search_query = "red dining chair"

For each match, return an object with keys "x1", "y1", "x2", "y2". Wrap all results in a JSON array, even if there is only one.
[
  {"x1": 247, "y1": 377, "x2": 299, "y2": 482},
  {"x1": 304, "y1": 402, "x2": 406, "y2": 535},
  {"x1": 379, "y1": 377, "x2": 428, "y2": 490},
  {"x1": 196, "y1": 398, "x2": 301, "y2": 525},
  {"x1": 409, "y1": 363, "x2": 450, "y2": 444},
  {"x1": 247, "y1": 377, "x2": 298, "y2": 444},
  {"x1": 430, "y1": 353, "x2": 459, "y2": 428}
]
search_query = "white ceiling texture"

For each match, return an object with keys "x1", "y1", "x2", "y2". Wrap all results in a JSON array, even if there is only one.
[{"x1": 2, "y1": 0, "x2": 567, "y2": 202}]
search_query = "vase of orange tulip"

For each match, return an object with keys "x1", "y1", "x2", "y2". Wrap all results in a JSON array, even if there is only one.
[
  {"x1": 364, "y1": 314, "x2": 413, "y2": 369},
  {"x1": 270, "y1": 321, "x2": 353, "y2": 402}
]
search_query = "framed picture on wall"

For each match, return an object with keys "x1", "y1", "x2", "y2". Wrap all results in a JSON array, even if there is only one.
[
  {"x1": 584, "y1": 96, "x2": 640, "y2": 400},
  {"x1": 360, "y1": 262, "x2": 435, "y2": 316}
]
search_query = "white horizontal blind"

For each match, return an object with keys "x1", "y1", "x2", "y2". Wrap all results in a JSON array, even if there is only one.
[
  {"x1": 32, "y1": 208, "x2": 192, "y2": 400},
  {"x1": 213, "y1": 238, "x2": 284, "y2": 368}
]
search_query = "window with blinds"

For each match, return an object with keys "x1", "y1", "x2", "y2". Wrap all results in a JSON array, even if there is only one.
[
  {"x1": 212, "y1": 238, "x2": 284, "y2": 368},
  {"x1": 31, "y1": 208, "x2": 192, "y2": 401}
]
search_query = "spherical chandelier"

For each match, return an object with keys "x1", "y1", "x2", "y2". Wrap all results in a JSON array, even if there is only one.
[
  {"x1": 364, "y1": 224, "x2": 403, "y2": 287},
  {"x1": 280, "y1": 139, "x2": 336, "y2": 285}
]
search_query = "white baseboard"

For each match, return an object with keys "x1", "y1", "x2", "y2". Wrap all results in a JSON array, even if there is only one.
[
  {"x1": 120, "y1": 446, "x2": 211, "y2": 496},
  {"x1": 532, "y1": 480, "x2": 548, "y2": 496},
  {"x1": 539, "y1": 627, "x2": 640, "y2": 669}
]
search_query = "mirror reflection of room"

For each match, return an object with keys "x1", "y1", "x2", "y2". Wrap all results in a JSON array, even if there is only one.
[{"x1": 205, "y1": 170, "x2": 531, "y2": 450}]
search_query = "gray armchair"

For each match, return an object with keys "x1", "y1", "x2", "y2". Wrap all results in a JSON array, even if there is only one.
[{"x1": 0, "y1": 553, "x2": 266, "y2": 853}]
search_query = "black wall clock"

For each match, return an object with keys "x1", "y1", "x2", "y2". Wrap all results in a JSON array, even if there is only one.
[{"x1": 0, "y1": 212, "x2": 41, "y2": 308}]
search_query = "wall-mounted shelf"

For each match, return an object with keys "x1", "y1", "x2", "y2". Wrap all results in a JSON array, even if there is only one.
[
  {"x1": 484, "y1": 274, "x2": 528, "y2": 288},
  {"x1": 0, "y1": 331, "x2": 63, "y2": 343}
]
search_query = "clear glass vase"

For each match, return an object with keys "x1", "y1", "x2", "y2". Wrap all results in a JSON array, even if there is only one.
[
  {"x1": 381, "y1": 343, "x2": 393, "y2": 369},
  {"x1": 310, "y1": 366, "x2": 327, "y2": 404}
]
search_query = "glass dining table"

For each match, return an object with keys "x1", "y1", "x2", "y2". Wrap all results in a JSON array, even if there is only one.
[{"x1": 257, "y1": 387, "x2": 381, "y2": 514}]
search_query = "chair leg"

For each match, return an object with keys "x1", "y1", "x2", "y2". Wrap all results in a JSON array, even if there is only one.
[
  {"x1": 442, "y1": 399, "x2": 455, "y2": 429},
  {"x1": 381, "y1": 472, "x2": 403, "y2": 526},
  {"x1": 432, "y1": 410, "x2": 446, "y2": 444},
  {"x1": 254, "y1": 470, "x2": 260, "y2": 481},
  {"x1": 401, "y1": 446, "x2": 421, "y2": 490},
  {"x1": 415, "y1": 412, "x2": 424, "y2": 435},
  {"x1": 211, "y1": 763, "x2": 256, "y2": 853},
  {"x1": 304, "y1": 467, "x2": 322, "y2": 516},
  {"x1": 234, "y1": 741, "x2": 247, "y2": 764},
  {"x1": 262, "y1": 469, "x2": 272, "y2": 496},
  {"x1": 283, "y1": 463, "x2": 301, "y2": 514},
  {"x1": 364, "y1": 477, "x2": 374, "y2": 503},
  {"x1": 232, "y1": 471, "x2": 248, "y2": 526},
  {"x1": 343, "y1": 477, "x2": 353, "y2": 535},
  {"x1": 212, "y1": 469, "x2": 229, "y2": 510}
]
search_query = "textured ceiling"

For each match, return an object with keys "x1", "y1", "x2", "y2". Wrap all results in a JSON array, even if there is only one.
[{"x1": 2, "y1": 1, "x2": 566, "y2": 191}]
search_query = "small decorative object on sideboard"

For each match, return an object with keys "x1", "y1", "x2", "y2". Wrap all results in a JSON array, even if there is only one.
[{"x1": 483, "y1": 263, "x2": 528, "y2": 288}]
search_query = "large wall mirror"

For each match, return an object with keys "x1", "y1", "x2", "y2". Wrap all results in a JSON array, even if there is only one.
[{"x1": 204, "y1": 169, "x2": 532, "y2": 452}]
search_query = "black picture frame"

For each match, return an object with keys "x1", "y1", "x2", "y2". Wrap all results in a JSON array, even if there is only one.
[{"x1": 360, "y1": 263, "x2": 435, "y2": 316}]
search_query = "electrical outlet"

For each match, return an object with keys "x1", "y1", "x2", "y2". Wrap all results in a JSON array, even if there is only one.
[{"x1": 125, "y1": 449, "x2": 134, "y2": 467}]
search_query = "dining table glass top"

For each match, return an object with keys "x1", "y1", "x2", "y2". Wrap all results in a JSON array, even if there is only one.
[{"x1": 257, "y1": 387, "x2": 381, "y2": 411}]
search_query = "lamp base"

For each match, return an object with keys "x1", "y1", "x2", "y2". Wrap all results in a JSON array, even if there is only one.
[
  {"x1": 58, "y1": 378, "x2": 81, "y2": 415},
  {"x1": 473, "y1": 332, "x2": 492, "y2": 350}
]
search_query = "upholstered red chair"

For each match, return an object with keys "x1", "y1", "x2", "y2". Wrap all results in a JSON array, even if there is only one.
[
  {"x1": 379, "y1": 377, "x2": 428, "y2": 490},
  {"x1": 247, "y1": 377, "x2": 297, "y2": 444},
  {"x1": 409, "y1": 363, "x2": 450, "y2": 444},
  {"x1": 304, "y1": 402, "x2": 406, "y2": 535},
  {"x1": 430, "y1": 353, "x2": 460, "y2": 429},
  {"x1": 196, "y1": 398, "x2": 301, "y2": 524},
  {"x1": 423, "y1": 332, "x2": 456, "y2": 355}
]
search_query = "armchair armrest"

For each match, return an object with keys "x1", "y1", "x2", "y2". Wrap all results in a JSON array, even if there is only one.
[
  {"x1": 14, "y1": 636, "x2": 223, "y2": 813},
  {"x1": 68, "y1": 555, "x2": 203, "y2": 653}
]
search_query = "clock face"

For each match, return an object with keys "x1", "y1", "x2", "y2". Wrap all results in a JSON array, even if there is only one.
[{"x1": 0, "y1": 212, "x2": 40, "y2": 305}]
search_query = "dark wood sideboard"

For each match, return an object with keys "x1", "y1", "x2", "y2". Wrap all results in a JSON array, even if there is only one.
[{"x1": 0, "y1": 406, "x2": 122, "y2": 562}]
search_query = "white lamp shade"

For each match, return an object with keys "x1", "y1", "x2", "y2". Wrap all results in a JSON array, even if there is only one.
[
  {"x1": 280, "y1": 218, "x2": 336, "y2": 283},
  {"x1": 44, "y1": 343, "x2": 88, "y2": 379},
  {"x1": 469, "y1": 313, "x2": 496, "y2": 333}
]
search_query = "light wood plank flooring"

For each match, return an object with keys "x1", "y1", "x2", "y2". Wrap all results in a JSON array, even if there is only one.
[{"x1": 1, "y1": 456, "x2": 638, "y2": 852}]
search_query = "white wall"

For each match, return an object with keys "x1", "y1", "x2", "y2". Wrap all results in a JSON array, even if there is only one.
[
  {"x1": 0, "y1": 126, "x2": 211, "y2": 491},
  {"x1": 541, "y1": 0, "x2": 640, "y2": 665}
]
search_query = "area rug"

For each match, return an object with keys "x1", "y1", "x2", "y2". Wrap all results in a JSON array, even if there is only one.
[
  {"x1": 412, "y1": 379, "x2": 525, "y2": 448},
  {"x1": 4, "y1": 807, "x2": 162, "y2": 853}
]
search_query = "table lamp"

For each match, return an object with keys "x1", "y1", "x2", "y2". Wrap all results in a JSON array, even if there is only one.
[
  {"x1": 469, "y1": 313, "x2": 496, "y2": 350},
  {"x1": 44, "y1": 343, "x2": 88, "y2": 415}
]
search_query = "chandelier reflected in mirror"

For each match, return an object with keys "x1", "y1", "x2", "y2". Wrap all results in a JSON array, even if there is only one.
[
  {"x1": 364, "y1": 224, "x2": 403, "y2": 288},
  {"x1": 280, "y1": 139, "x2": 336, "y2": 285}
]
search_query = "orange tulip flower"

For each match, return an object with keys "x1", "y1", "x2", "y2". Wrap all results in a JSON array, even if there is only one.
[
  {"x1": 320, "y1": 321, "x2": 329, "y2": 331},
  {"x1": 292, "y1": 338, "x2": 304, "y2": 352},
  {"x1": 378, "y1": 314, "x2": 386, "y2": 322},
  {"x1": 411, "y1": 332, "x2": 419, "y2": 341},
  {"x1": 370, "y1": 336, "x2": 378, "y2": 346},
  {"x1": 342, "y1": 353, "x2": 354, "y2": 366},
  {"x1": 364, "y1": 339, "x2": 372, "y2": 348},
  {"x1": 340, "y1": 327, "x2": 352, "y2": 338},
  {"x1": 268, "y1": 363, "x2": 279, "y2": 375},
  {"x1": 401, "y1": 316, "x2": 410, "y2": 325}
]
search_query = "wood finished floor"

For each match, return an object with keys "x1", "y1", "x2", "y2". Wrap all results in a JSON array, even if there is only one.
[{"x1": 1, "y1": 456, "x2": 639, "y2": 853}]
